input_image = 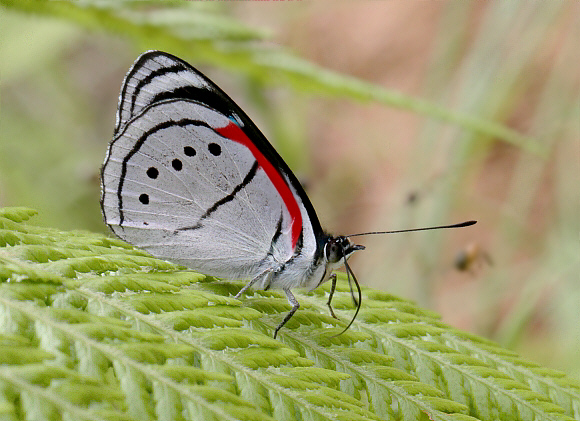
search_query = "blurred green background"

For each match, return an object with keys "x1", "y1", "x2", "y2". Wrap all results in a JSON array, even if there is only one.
[{"x1": 1, "y1": 2, "x2": 578, "y2": 378}]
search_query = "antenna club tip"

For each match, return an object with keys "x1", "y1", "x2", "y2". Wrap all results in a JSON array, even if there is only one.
[{"x1": 346, "y1": 219, "x2": 478, "y2": 238}]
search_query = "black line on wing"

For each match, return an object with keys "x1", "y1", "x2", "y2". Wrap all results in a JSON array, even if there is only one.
[
  {"x1": 116, "y1": 65, "x2": 139, "y2": 133},
  {"x1": 177, "y1": 160, "x2": 260, "y2": 231},
  {"x1": 116, "y1": 53, "x2": 160, "y2": 135},
  {"x1": 129, "y1": 64, "x2": 188, "y2": 117},
  {"x1": 307, "y1": 232, "x2": 330, "y2": 279},
  {"x1": 272, "y1": 230, "x2": 304, "y2": 278},
  {"x1": 257, "y1": 213, "x2": 283, "y2": 292},
  {"x1": 269, "y1": 212, "x2": 284, "y2": 254},
  {"x1": 151, "y1": 86, "x2": 240, "y2": 126},
  {"x1": 293, "y1": 231, "x2": 304, "y2": 258},
  {"x1": 116, "y1": 118, "x2": 213, "y2": 225}
]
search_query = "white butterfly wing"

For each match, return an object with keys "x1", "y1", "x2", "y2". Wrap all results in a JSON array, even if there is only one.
[
  {"x1": 102, "y1": 51, "x2": 326, "y2": 287},
  {"x1": 103, "y1": 100, "x2": 296, "y2": 279}
]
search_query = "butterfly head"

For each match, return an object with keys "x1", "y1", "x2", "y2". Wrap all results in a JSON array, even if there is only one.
[{"x1": 324, "y1": 236, "x2": 365, "y2": 264}]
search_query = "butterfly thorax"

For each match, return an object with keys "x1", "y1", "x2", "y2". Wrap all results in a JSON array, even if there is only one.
[{"x1": 265, "y1": 234, "x2": 363, "y2": 291}]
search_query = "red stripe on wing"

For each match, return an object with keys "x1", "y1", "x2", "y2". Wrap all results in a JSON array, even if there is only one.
[{"x1": 216, "y1": 123, "x2": 302, "y2": 249}]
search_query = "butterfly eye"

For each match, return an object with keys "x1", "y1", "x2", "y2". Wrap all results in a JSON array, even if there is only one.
[{"x1": 325, "y1": 240, "x2": 343, "y2": 264}]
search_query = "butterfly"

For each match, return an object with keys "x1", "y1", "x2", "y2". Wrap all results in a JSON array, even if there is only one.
[{"x1": 101, "y1": 51, "x2": 475, "y2": 338}]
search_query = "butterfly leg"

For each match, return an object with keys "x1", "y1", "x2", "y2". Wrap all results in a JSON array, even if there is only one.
[
  {"x1": 234, "y1": 268, "x2": 272, "y2": 299},
  {"x1": 273, "y1": 288, "x2": 299, "y2": 339},
  {"x1": 326, "y1": 273, "x2": 338, "y2": 319}
]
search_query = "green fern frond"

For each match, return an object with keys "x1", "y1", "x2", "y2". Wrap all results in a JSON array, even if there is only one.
[
  {"x1": 0, "y1": 207, "x2": 578, "y2": 421},
  {"x1": 0, "y1": 208, "x2": 38, "y2": 223}
]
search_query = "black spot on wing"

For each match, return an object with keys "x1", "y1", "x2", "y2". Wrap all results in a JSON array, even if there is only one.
[
  {"x1": 208, "y1": 143, "x2": 221, "y2": 156},
  {"x1": 146, "y1": 167, "x2": 159, "y2": 179},
  {"x1": 172, "y1": 159, "x2": 183, "y2": 171}
]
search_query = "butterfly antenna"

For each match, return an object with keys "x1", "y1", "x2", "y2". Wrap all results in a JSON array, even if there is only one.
[
  {"x1": 347, "y1": 266, "x2": 359, "y2": 308},
  {"x1": 346, "y1": 220, "x2": 476, "y2": 238},
  {"x1": 330, "y1": 258, "x2": 362, "y2": 338},
  {"x1": 328, "y1": 220, "x2": 476, "y2": 337}
]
